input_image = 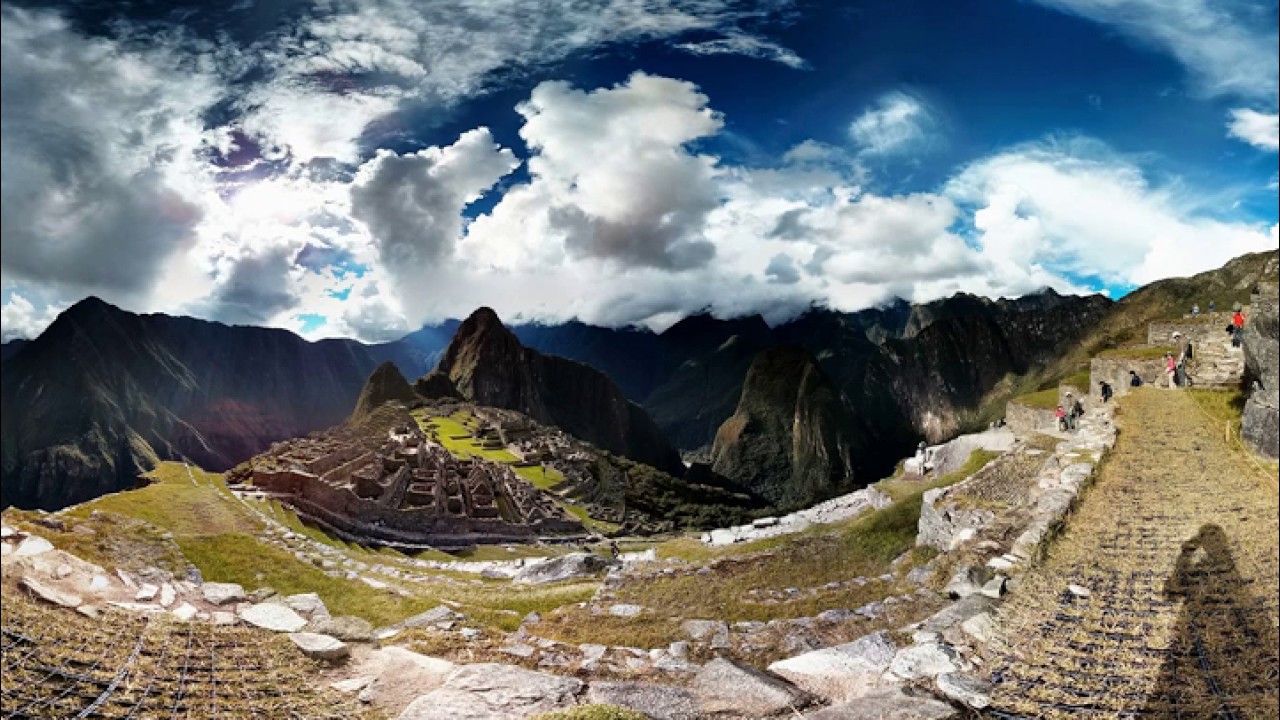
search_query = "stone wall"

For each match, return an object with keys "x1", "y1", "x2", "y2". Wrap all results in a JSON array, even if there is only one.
[
  {"x1": 1147, "y1": 319, "x2": 1220, "y2": 346},
  {"x1": 1090, "y1": 356, "x2": 1166, "y2": 399},
  {"x1": 1241, "y1": 288, "x2": 1279, "y2": 459},
  {"x1": 1005, "y1": 400, "x2": 1056, "y2": 437}
]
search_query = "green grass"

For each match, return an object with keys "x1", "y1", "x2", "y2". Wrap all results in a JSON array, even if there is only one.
[
  {"x1": 1061, "y1": 369, "x2": 1092, "y2": 390},
  {"x1": 67, "y1": 462, "x2": 259, "y2": 536},
  {"x1": 619, "y1": 449, "x2": 1000, "y2": 622},
  {"x1": 532, "y1": 706, "x2": 649, "y2": 720},
  {"x1": 1011, "y1": 387, "x2": 1063, "y2": 410}
]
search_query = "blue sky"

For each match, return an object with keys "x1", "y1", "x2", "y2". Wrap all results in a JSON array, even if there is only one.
[{"x1": 2, "y1": 0, "x2": 1277, "y2": 341}]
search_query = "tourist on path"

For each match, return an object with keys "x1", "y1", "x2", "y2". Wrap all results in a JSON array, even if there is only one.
[
  {"x1": 1129, "y1": 370, "x2": 1143, "y2": 387},
  {"x1": 1099, "y1": 381, "x2": 1113, "y2": 402},
  {"x1": 1165, "y1": 353, "x2": 1177, "y2": 388},
  {"x1": 1055, "y1": 405, "x2": 1067, "y2": 432},
  {"x1": 1231, "y1": 309, "x2": 1246, "y2": 347}
]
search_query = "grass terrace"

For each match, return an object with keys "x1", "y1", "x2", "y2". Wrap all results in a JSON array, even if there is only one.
[
  {"x1": 1097, "y1": 345, "x2": 1173, "y2": 360},
  {"x1": 1011, "y1": 387, "x2": 1062, "y2": 410}
]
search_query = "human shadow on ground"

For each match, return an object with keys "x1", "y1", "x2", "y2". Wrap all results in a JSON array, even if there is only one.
[{"x1": 1143, "y1": 524, "x2": 1279, "y2": 718}]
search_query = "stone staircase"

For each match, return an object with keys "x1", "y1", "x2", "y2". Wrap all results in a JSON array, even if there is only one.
[{"x1": 1186, "y1": 332, "x2": 1246, "y2": 390}]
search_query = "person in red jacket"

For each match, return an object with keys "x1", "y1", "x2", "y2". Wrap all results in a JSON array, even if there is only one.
[{"x1": 1231, "y1": 310, "x2": 1246, "y2": 347}]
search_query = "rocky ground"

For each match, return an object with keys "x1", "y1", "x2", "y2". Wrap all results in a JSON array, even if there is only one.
[{"x1": 3, "y1": 380, "x2": 1275, "y2": 718}]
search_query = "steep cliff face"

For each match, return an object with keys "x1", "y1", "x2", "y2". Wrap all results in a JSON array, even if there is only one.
[
  {"x1": 0, "y1": 298, "x2": 398, "y2": 510},
  {"x1": 351, "y1": 362, "x2": 418, "y2": 421},
  {"x1": 711, "y1": 346, "x2": 862, "y2": 510},
  {"x1": 420, "y1": 308, "x2": 685, "y2": 476}
]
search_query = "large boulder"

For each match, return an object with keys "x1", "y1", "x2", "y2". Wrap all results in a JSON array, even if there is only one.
[
  {"x1": 238, "y1": 602, "x2": 308, "y2": 632},
  {"x1": 201, "y1": 582, "x2": 246, "y2": 606},
  {"x1": 397, "y1": 663, "x2": 583, "y2": 720},
  {"x1": 309, "y1": 615, "x2": 375, "y2": 642},
  {"x1": 354, "y1": 647, "x2": 455, "y2": 710},
  {"x1": 586, "y1": 682, "x2": 699, "y2": 720},
  {"x1": 287, "y1": 632, "x2": 350, "y2": 661},
  {"x1": 767, "y1": 631, "x2": 897, "y2": 702},
  {"x1": 512, "y1": 553, "x2": 615, "y2": 585},
  {"x1": 690, "y1": 657, "x2": 813, "y2": 716}
]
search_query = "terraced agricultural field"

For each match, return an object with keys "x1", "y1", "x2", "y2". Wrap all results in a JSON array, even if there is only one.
[
  {"x1": 986, "y1": 389, "x2": 1279, "y2": 718},
  {"x1": 0, "y1": 592, "x2": 367, "y2": 719}
]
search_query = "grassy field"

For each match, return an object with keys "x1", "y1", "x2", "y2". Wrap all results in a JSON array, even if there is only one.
[
  {"x1": 1011, "y1": 387, "x2": 1062, "y2": 410},
  {"x1": 1097, "y1": 345, "x2": 1172, "y2": 360}
]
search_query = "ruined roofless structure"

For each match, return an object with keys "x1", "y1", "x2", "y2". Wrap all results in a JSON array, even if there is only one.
[{"x1": 242, "y1": 406, "x2": 583, "y2": 548}]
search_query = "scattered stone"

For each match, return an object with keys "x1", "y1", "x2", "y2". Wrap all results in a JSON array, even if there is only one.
[
  {"x1": 201, "y1": 582, "x2": 246, "y2": 606},
  {"x1": 668, "y1": 641, "x2": 690, "y2": 659},
  {"x1": 53, "y1": 563, "x2": 73, "y2": 579},
  {"x1": 404, "y1": 605, "x2": 463, "y2": 629},
  {"x1": 936, "y1": 672, "x2": 992, "y2": 709},
  {"x1": 14, "y1": 536, "x2": 54, "y2": 557},
  {"x1": 803, "y1": 685, "x2": 958, "y2": 719},
  {"x1": 21, "y1": 577, "x2": 81, "y2": 608},
  {"x1": 158, "y1": 583, "x2": 176, "y2": 608},
  {"x1": 1067, "y1": 583, "x2": 1092, "y2": 598},
  {"x1": 609, "y1": 603, "x2": 644, "y2": 617},
  {"x1": 0, "y1": 525, "x2": 16, "y2": 539},
  {"x1": 115, "y1": 569, "x2": 137, "y2": 589},
  {"x1": 171, "y1": 603, "x2": 199, "y2": 622},
  {"x1": 211, "y1": 611, "x2": 238, "y2": 626},
  {"x1": 817, "y1": 608, "x2": 857, "y2": 623},
  {"x1": 681, "y1": 619, "x2": 730, "y2": 650},
  {"x1": 308, "y1": 615, "x2": 374, "y2": 642},
  {"x1": 768, "y1": 631, "x2": 896, "y2": 702},
  {"x1": 919, "y1": 594, "x2": 997, "y2": 634},
  {"x1": 888, "y1": 643, "x2": 962, "y2": 680},
  {"x1": 248, "y1": 587, "x2": 277, "y2": 602},
  {"x1": 522, "y1": 611, "x2": 541, "y2": 626},
  {"x1": 986, "y1": 555, "x2": 1016, "y2": 571},
  {"x1": 511, "y1": 552, "x2": 615, "y2": 585},
  {"x1": 587, "y1": 681, "x2": 699, "y2": 720},
  {"x1": 579, "y1": 643, "x2": 608, "y2": 671},
  {"x1": 33, "y1": 516, "x2": 66, "y2": 532},
  {"x1": 87, "y1": 574, "x2": 110, "y2": 592},
  {"x1": 356, "y1": 647, "x2": 454, "y2": 708},
  {"x1": 77, "y1": 605, "x2": 101, "y2": 619},
  {"x1": 459, "y1": 628, "x2": 482, "y2": 641},
  {"x1": 135, "y1": 584, "x2": 159, "y2": 602},
  {"x1": 691, "y1": 657, "x2": 812, "y2": 716},
  {"x1": 288, "y1": 632, "x2": 350, "y2": 661},
  {"x1": 239, "y1": 602, "x2": 308, "y2": 632},
  {"x1": 282, "y1": 592, "x2": 330, "y2": 618},
  {"x1": 499, "y1": 643, "x2": 535, "y2": 658},
  {"x1": 397, "y1": 663, "x2": 582, "y2": 720},
  {"x1": 361, "y1": 577, "x2": 390, "y2": 590}
]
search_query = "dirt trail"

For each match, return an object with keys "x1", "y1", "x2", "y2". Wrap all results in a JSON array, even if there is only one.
[{"x1": 986, "y1": 389, "x2": 1279, "y2": 719}]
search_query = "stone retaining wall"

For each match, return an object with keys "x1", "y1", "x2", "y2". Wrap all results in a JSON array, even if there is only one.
[
  {"x1": 1090, "y1": 356, "x2": 1166, "y2": 398},
  {"x1": 1005, "y1": 401, "x2": 1056, "y2": 437}
]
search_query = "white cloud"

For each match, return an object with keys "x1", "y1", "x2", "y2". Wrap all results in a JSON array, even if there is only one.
[
  {"x1": 1227, "y1": 108, "x2": 1280, "y2": 151},
  {"x1": 464, "y1": 73, "x2": 723, "y2": 271},
  {"x1": 677, "y1": 32, "x2": 808, "y2": 69},
  {"x1": 947, "y1": 138, "x2": 1277, "y2": 287},
  {"x1": 849, "y1": 91, "x2": 940, "y2": 156},
  {"x1": 350, "y1": 128, "x2": 518, "y2": 291},
  {"x1": 1028, "y1": 0, "x2": 1278, "y2": 100},
  {"x1": 0, "y1": 7, "x2": 220, "y2": 306},
  {"x1": 1, "y1": 292, "x2": 62, "y2": 343}
]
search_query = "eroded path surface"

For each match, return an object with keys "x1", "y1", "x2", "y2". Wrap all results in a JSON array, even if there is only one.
[{"x1": 987, "y1": 389, "x2": 1279, "y2": 719}]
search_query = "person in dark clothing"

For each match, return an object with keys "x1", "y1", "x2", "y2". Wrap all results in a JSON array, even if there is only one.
[
  {"x1": 1129, "y1": 370, "x2": 1143, "y2": 387},
  {"x1": 1072, "y1": 398, "x2": 1085, "y2": 426},
  {"x1": 1099, "y1": 381, "x2": 1113, "y2": 403}
]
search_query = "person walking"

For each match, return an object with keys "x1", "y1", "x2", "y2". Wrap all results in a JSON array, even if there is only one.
[
  {"x1": 1072, "y1": 396, "x2": 1085, "y2": 429},
  {"x1": 1231, "y1": 309, "x2": 1246, "y2": 347},
  {"x1": 1165, "y1": 352, "x2": 1177, "y2": 388},
  {"x1": 1129, "y1": 370, "x2": 1143, "y2": 387},
  {"x1": 1055, "y1": 404, "x2": 1067, "y2": 432},
  {"x1": 1099, "y1": 381, "x2": 1113, "y2": 403},
  {"x1": 1064, "y1": 393, "x2": 1078, "y2": 430}
]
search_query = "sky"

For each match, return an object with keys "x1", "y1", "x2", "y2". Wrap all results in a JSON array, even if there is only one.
[{"x1": 1, "y1": 0, "x2": 1277, "y2": 343}]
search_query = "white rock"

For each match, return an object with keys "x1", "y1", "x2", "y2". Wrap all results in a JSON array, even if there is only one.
[
  {"x1": 15, "y1": 536, "x2": 54, "y2": 557},
  {"x1": 397, "y1": 663, "x2": 581, "y2": 720},
  {"x1": 288, "y1": 632, "x2": 350, "y2": 661},
  {"x1": 936, "y1": 673, "x2": 992, "y2": 709},
  {"x1": 89, "y1": 574, "x2": 110, "y2": 592},
  {"x1": 55, "y1": 563, "x2": 73, "y2": 579},
  {"x1": 960, "y1": 612, "x2": 996, "y2": 645},
  {"x1": 283, "y1": 592, "x2": 330, "y2": 618},
  {"x1": 171, "y1": 603, "x2": 199, "y2": 622},
  {"x1": 331, "y1": 676, "x2": 374, "y2": 694},
  {"x1": 211, "y1": 611, "x2": 239, "y2": 626},
  {"x1": 609, "y1": 603, "x2": 644, "y2": 617},
  {"x1": 888, "y1": 643, "x2": 962, "y2": 680},
  {"x1": 135, "y1": 584, "x2": 159, "y2": 601},
  {"x1": 360, "y1": 577, "x2": 389, "y2": 590},
  {"x1": 201, "y1": 582, "x2": 246, "y2": 606},
  {"x1": 239, "y1": 602, "x2": 308, "y2": 632},
  {"x1": 768, "y1": 631, "x2": 897, "y2": 702},
  {"x1": 21, "y1": 577, "x2": 82, "y2": 608},
  {"x1": 159, "y1": 583, "x2": 176, "y2": 608},
  {"x1": 1067, "y1": 583, "x2": 1092, "y2": 598},
  {"x1": 0, "y1": 525, "x2": 16, "y2": 539}
]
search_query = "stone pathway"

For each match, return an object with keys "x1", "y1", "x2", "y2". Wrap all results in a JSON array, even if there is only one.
[{"x1": 984, "y1": 389, "x2": 1279, "y2": 718}]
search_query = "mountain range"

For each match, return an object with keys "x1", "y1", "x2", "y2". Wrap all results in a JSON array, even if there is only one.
[{"x1": 6, "y1": 249, "x2": 1275, "y2": 511}]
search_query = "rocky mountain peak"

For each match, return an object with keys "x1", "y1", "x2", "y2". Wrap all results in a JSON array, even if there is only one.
[{"x1": 351, "y1": 362, "x2": 417, "y2": 420}]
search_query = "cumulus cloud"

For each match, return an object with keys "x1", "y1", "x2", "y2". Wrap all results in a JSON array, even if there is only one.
[
  {"x1": 351, "y1": 128, "x2": 518, "y2": 285},
  {"x1": 465, "y1": 73, "x2": 723, "y2": 270},
  {"x1": 1, "y1": 293, "x2": 62, "y2": 343},
  {"x1": 0, "y1": 7, "x2": 219, "y2": 305},
  {"x1": 849, "y1": 91, "x2": 940, "y2": 156},
  {"x1": 1227, "y1": 108, "x2": 1280, "y2": 151}
]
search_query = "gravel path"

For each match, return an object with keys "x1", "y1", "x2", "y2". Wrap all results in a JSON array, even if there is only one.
[{"x1": 986, "y1": 389, "x2": 1279, "y2": 719}]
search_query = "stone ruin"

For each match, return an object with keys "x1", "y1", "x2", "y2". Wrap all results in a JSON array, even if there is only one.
[{"x1": 240, "y1": 415, "x2": 583, "y2": 548}]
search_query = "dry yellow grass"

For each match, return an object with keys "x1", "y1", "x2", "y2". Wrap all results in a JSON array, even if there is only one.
[{"x1": 985, "y1": 388, "x2": 1279, "y2": 718}]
